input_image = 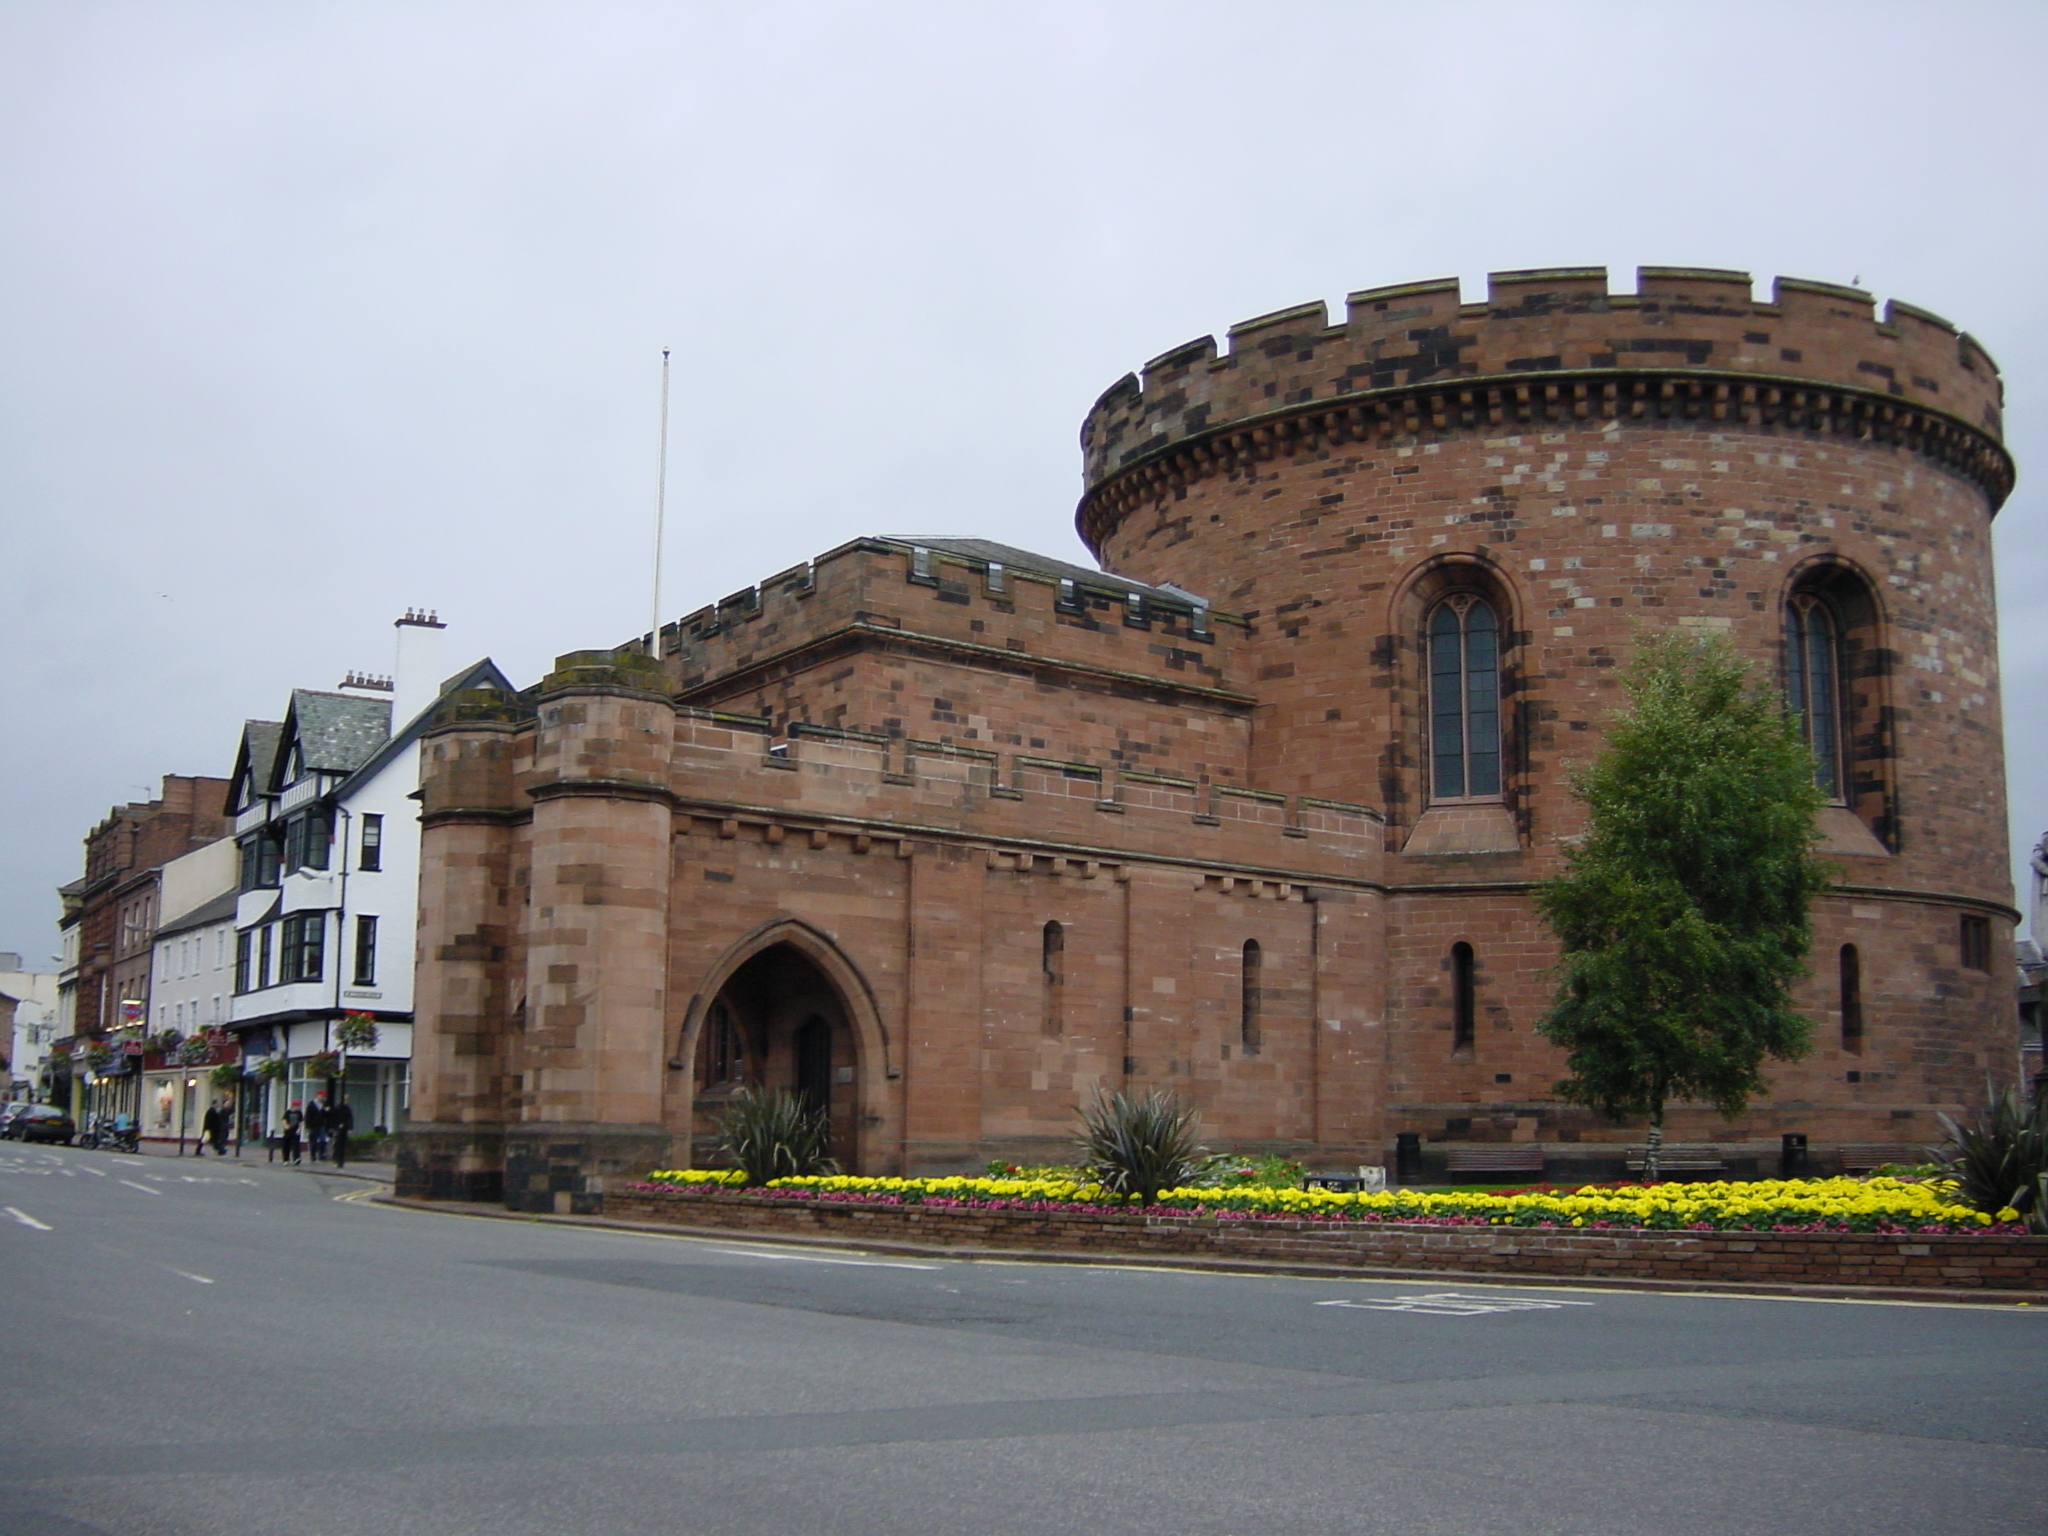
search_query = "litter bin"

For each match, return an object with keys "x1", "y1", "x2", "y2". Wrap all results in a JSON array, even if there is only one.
[{"x1": 1780, "y1": 1132, "x2": 1809, "y2": 1179}]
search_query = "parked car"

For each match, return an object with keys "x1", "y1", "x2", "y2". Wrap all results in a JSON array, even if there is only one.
[
  {"x1": 0, "y1": 1104, "x2": 76, "y2": 1144},
  {"x1": 0, "y1": 1103, "x2": 32, "y2": 1134}
]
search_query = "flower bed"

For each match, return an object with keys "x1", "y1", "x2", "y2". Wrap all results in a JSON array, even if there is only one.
[{"x1": 638, "y1": 1169, "x2": 2019, "y2": 1236}]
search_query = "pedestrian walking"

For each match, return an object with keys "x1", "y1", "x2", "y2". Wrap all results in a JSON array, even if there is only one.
[
  {"x1": 331, "y1": 1096, "x2": 355, "y2": 1169},
  {"x1": 280, "y1": 1101, "x2": 304, "y2": 1165},
  {"x1": 305, "y1": 1092, "x2": 330, "y2": 1162},
  {"x1": 201, "y1": 1098, "x2": 230, "y2": 1156}
]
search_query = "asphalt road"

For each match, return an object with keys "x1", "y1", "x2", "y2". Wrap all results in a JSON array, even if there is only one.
[{"x1": 1, "y1": 1142, "x2": 2042, "y2": 1536}]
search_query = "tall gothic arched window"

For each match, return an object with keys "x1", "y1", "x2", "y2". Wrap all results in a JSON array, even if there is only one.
[
  {"x1": 1429, "y1": 597, "x2": 1501, "y2": 800},
  {"x1": 1785, "y1": 594, "x2": 1843, "y2": 799}
]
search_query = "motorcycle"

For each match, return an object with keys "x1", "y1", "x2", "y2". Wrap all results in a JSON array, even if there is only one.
[{"x1": 79, "y1": 1115, "x2": 139, "y2": 1153}]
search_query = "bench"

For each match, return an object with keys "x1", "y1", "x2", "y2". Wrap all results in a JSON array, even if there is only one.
[
  {"x1": 1443, "y1": 1147, "x2": 1545, "y2": 1180},
  {"x1": 1624, "y1": 1144, "x2": 1727, "y2": 1176},
  {"x1": 1838, "y1": 1143, "x2": 1934, "y2": 1174},
  {"x1": 1302, "y1": 1167, "x2": 1388, "y2": 1193}
]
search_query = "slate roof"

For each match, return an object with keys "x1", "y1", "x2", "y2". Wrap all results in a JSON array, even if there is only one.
[
  {"x1": 157, "y1": 888, "x2": 240, "y2": 939},
  {"x1": 332, "y1": 657, "x2": 517, "y2": 798},
  {"x1": 227, "y1": 720, "x2": 283, "y2": 813},
  {"x1": 276, "y1": 691, "x2": 393, "y2": 786},
  {"x1": 878, "y1": 536, "x2": 1208, "y2": 608}
]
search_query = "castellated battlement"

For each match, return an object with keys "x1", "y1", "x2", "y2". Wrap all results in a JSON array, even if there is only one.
[
  {"x1": 658, "y1": 536, "x2": 1242, "y2": 703},
  {"x1": 1079, "y1": 267, "x2": 2009, "y2": 544},
  {"x1": 419, "y1": 692, "x2": 1382, "y2": 887}
]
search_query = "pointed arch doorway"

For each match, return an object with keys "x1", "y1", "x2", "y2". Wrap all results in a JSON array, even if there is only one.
[{"x1": 689, "y1": 939, "x2": 865, "y2": 1170}]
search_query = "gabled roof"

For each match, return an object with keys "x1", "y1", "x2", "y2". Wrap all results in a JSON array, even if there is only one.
[
  {"x1": 270, "y1": 691, "x2": 393, "y2": 791},
  {"x1": 332, "y1": 657, "x2": 517, "y2": 800},
  {"x1": 879, "y1": 535, "x2": 1207, "y2": 607},
  {"x1": 157, "y1": 888, "x2": 240, "y2": 939},
  {"x1": 225, "y1": 721, "x2": 283, "y2": 815}
]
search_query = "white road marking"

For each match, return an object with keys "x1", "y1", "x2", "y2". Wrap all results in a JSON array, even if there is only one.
[
  {"x1": 1317, "y1": 1293, "x2": 1598, "y2": 1316},
  {"x1": 6, "y1": 1207, "x2": 52, "y2": 1230},
  {"x1": 108, "y1": 1158, "x2": 145, "y2": 1168},
  {"x1": 118, "y1": 1179, "x2": 163, "y2": 1196},
  {"x1": 78, "y1": 1165, "x2": 106, "y2": 1177},
  {"x1": 168, "y1": 1269, "x2": 214, "y2": 1285},
  {"x1": 711, "y1": 1247, "x2": 938, "y2": 1271}
]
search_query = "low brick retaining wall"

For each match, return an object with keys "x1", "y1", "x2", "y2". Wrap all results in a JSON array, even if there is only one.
[{"x1": 602, "y1": 1189, "x2": 2048, "y2": 1294}]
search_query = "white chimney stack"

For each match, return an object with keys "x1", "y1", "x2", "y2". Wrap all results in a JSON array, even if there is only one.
[{"x1": 392, "y1": 608, "x2": 447, "y2": 725}]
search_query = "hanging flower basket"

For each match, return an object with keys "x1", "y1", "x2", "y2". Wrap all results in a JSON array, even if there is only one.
[
  {"x1": 149, "y1": 1029, "x2": 184, "y2": 1056},
  {"x1": 334, "y1": 1012, "x2": 380, "y2": 1052},
  {"x1": 176, "y1": 1034, "x2": 216, "y2": 1067},
  {"x1": 254, "y1": 1056, "x2": 289, "y2": 1083},
  {"x1": 306, "y1": 1050, "x2": 342, "y2": 1080},
  {"x1": 82, "y1": 1042, "x2": 115, "y2": 1073},
  {"x1": 209, "y1": 1061, "x2": 243, "y2": 1089}
]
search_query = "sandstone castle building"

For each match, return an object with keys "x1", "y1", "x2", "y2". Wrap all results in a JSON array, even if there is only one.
[{"x1": 400, "y1": 266, "x2": 2021, "y2": 1209}]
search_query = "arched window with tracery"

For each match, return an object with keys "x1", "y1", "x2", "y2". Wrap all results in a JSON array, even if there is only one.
[
  {"x1": 1240, "y1": 940, "x2": 1262, "y2": 1055},
  {"x1": 1428, "y1": 596, "x2": 1501, "y2": 800},
  {"x1": 1786, "y1": 593, "x2": 1844, "y2": 799},
  {"x1": 1041, "y1": 921, "x2": 1065, "y2": 1037}
]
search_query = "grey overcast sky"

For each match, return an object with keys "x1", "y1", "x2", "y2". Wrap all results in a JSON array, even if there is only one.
[{"x1": 3, "y1": 1, "x2": 2045, "y2": 962}]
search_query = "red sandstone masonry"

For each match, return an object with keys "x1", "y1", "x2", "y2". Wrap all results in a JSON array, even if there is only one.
[{"x1": 603, "y1": 1190, "x2": 2048, "y2": 1295}]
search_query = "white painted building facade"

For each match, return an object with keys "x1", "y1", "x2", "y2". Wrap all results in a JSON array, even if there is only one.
[
  {"x1": 225, "y1": 615, "x2": 510, "y2": 1136},
  {"x1": 2, "y1": 957, "x2": 61, "y2": 1100},
  {"x1": 144, "y1": 838, "x2": 238, "y2": 1141}
]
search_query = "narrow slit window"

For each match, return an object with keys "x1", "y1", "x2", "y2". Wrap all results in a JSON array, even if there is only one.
[
  {"x1": 1839, "y1": 943, "x2": 1863, "y2": 1050},
  {"x1": 1240, "y1": 940, "x2": 1262, "y2": 1054},
  {"x1": 1429, "y1": 598, "x2": 1501, "y2": 799},
  {"x1": 1451, "y1": 942, "x2": 1476, "y2": 1051},
  {"x1": 1042, "y1": 921, "x2": 1065, "y2": 1037},
  {"x1": 1960, "y1": 914, "x2": 1991, "y2": 972}
]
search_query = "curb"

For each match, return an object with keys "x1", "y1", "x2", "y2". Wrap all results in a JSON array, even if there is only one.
[{"x1": 371, "y1": 1194, "x2": 2045, "y2": 1307}]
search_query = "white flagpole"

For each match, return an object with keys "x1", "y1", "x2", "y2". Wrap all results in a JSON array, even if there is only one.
[{"x1": 650, "y1": 348, "x2": 672, "y2": 651}]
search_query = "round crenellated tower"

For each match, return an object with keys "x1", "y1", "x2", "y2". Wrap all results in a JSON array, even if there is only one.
[{"x1": 1078, "y1": 266, "x2": 2018, "y2": 1148}]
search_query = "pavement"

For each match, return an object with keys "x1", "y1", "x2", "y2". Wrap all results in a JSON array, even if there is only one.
[{"x1": 121, "y1": 1133, "x2": 395, "y2": 1182}]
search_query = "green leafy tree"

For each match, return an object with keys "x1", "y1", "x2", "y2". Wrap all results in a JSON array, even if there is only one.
[{"x1": 1535, "y1": 634, "x2": 1832, "y2": 1178}]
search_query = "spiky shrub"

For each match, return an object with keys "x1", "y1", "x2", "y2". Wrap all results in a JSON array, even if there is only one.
[
  {"x1": 716, "y1": 1087, "x2": 838, "y2": 1187},
  {"x1": 1936, "y1": 1085, "x2": 2048, "y2": 1230},
  {"x1": 1075, "y1": 1089, "x2": 1207, "y2": 1207}
]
